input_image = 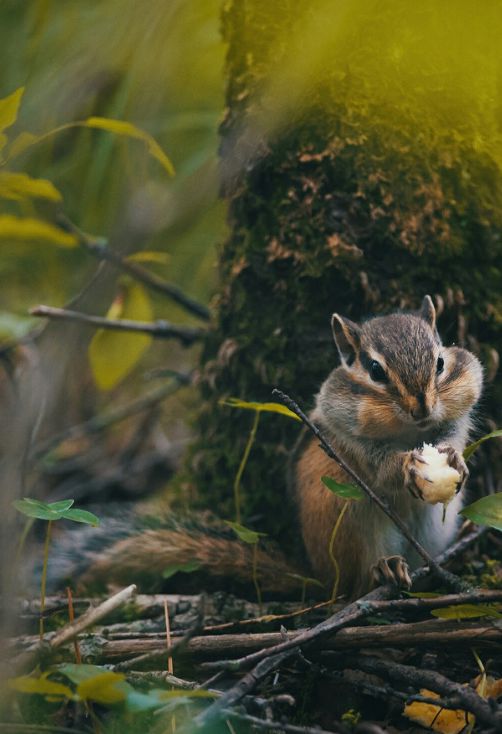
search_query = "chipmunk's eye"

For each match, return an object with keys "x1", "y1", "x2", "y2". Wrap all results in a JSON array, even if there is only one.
[
  {"x1": 436, "y1": 356, "x2": 444, "y2": 374},
  {"x1": 370, "y1": 360, "x2": 387, "y2": 382}
]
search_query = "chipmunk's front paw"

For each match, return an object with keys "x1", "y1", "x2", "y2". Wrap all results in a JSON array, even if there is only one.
[
  {"x1": 403, "y1": 449, "x2": 432, "y2": 500},
  {"x1": 371, "y1": 555, "x2": 412, "y2": 590},
  {"x1": 437, "y1": 445, "x2": 469, "y2": 492}
]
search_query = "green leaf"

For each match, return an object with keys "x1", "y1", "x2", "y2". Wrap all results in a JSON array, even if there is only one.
[
  {"x1": 464, "y1": 429, "x2": 502, "y2": 460},
  {"x1": 57, "y1": 663, "x2": 108, "y2": 685},
  {"x1": 0, "y1": 215, "x2": 77, "y2": 247},
  {"x1": 83, "y1": 117, "x2": 175, "y2": 176},
  {"x1": 48, "y1": 499, "x2": 74, "y2": 513},
  {"x1": 460, "y1": 492, "x2": 502, "y2": 531},
  {"x1": 13, "y1": 498, "x2": 63, "y2": 521},
  {"x1": 431, "y1": 604, "x2": 502, "y2": 620},
  {"x1": 224, "y1": 520, "x2": 267, "y2": 544},
  {"x1": 219, "y1": 397, "x2": 301, "y2": 421},
  {"x1": 0, "y1": 87, "x2": 24, "y2": 137},
  {"x1": 162, "y1": 561, "x2": 202, "y2": 579},
  {"x1": 8, "y1": 675, "x2": 73, "y2": 699},
  {"x1": 0, "y1": 172, "x2": 62, "y2": 203},
  {"x1": 88, "y1": 282, "x2": 153, "y2": 391},
  {"x1": 285, "y1": 573, "x2": 325, "y2": 588},
  {"x1": 321, "y1": 476, "x2": 364, "y2": 500},
  {"x1": 61, "y1": 508, "x2": 100, "y2": 526}
]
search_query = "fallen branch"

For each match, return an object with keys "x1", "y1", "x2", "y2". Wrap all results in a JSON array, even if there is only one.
[
  {"x1": 223, "y1": 710, "x2": 348, "y2": 734},
  {"x1": 192, "y1": 527, "x2": 484, "y2": 729},
  {"x1": 14, "y1": 584, "x2": 137, "y2": 670},
  {"x1": 30, "y1": 305, "x2": 205, "y2": 346},
  {"x1": 347, "y1": 654, "x2": 502, "y2": 731},
  {"x1": 272, "y1": 388, "x2": 464, "y2": 592}
]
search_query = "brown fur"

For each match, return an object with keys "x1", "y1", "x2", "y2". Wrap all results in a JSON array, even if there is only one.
[
  {"x1": 293, "y1": 297, "x2": 483, "y2": 600},
  {"x1": 78, "y1": 528, "x2": 304, "y2": 595}
]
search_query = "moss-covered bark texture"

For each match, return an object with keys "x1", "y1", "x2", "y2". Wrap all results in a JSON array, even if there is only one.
[{"x1": 187, "y1": 0, "x2": 502, "y2": 540}]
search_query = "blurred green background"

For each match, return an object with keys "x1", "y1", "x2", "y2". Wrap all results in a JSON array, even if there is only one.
[{"x1": 0, "y1": 0, "x2": 227, "y2": 334}]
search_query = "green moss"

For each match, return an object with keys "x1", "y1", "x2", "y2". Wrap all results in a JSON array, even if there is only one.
[{"x1": 184, "y1": 0, "x2": 502, "y2": 543}]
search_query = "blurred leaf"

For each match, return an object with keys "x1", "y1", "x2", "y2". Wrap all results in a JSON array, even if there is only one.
[
  {"x1": 219, "y1": 397, "x2": 301, "y2": 421},
  {"x1": 285, "y1": 572, "x2": 325, "y2": 588},
  {"x1": 464, "y1": 429, "x2": 502, "y2": 460},
  {"x1": 7, "y1": 131, "x2": 37, "y2": 159},
  {"x1": 0, "y1": 87, "x2": 24, "y2": 149},
  {"x1": 0, "y1": 215, "x2": 77, "y2": 247},
  {"x1": 76, "y1": 671, "x2": 129, "y2": 704},
  {"x1": 88, "y1": 282, "x2": 153, "y2": 391},
  {"x1": 460, "y1": 493, "x2": 502, "y2": 531},
  {"x1": 47, "y1": 499, "x2": 74, "y2": 513},
  {"x1": 0, "y1": 171, "x2": 62, "y2": 202},
  {"x1": 321, "y1": 476, "x2": 364, "y2": 500},
  {"x1": 57, "y1": 663, "x2": 108, "y2": 684},
  {"x1": 61, "y1": 508, "x2": 100, "y2": 526},
  {"x1": 84, "y1": 117, "x2": 175, "y2": 176},
  {"x1": 13, "y1": 498, "x2": 67, "y2": 520},
  {"x1": 126, "y1": 251, "x2": 171, "y2": 265},
  {"x1": 431, "y1": 604, "x2": 502, "y2": 620},
  {"x1": 8, "y1": 675, "x2": 72, "y2": 699},
  {"x1": 224, "y1": 520, "x2": 267, "y2": 544},
  {"x1": 162, "y1": 560, "x2": 202, "y2": 579},
  {"x1": 0, "y1": 312, "x2": 37, "y2": 341}
]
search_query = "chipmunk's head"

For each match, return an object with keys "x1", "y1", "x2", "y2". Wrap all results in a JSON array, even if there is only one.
[{"x1": 326, "y1": 296, "x2": 483, "y2": 440}]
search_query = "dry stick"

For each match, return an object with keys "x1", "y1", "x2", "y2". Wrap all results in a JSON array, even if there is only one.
[
  {"x1": 58, "y1": 215, "x2": 210, "y2": 322},
  {"x1": 348, "y1": 654, "x2": 502, "y2": 731},
  {"x1": 192, "y1": 527, "x2": 485, "y2": 730},
  {"x1": 223, "y1": 710, "x2": 347, "y2": 734},
  {"x1": 30, "y1": 305, "x2": 205, "y2": 346},
  {"x1": 273, "y1": 389, "x2": 463, "y2": 591},
  {"x1": 15, "y1": 584, "x2": 137, "y2": 669},
  {"x1": 66, "y1": 587, "x2": 81, "y2": 664},
  {"x1": 164, "y1": 599, "x2": 174, "y2": 675},
  {"x1": 32, "y1": 373, "x2": 189, "y2": 460}
]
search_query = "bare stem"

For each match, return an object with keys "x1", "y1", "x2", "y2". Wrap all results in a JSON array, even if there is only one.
[
  {"x1": 328, "y1": 500, "x2": 349, "y2": 604},
  {"x1": 252, "y1": 543, "x2": 263, "y2": 615},
  {"x1": 39, "y1": 520, "x2": 52, "y2": 640},
  {"x1": 30, "y1": 305, "x2": 205, "y2": 346},
  {"x1": 233, "y1": 410, "x2": 260, "y2": 524}
]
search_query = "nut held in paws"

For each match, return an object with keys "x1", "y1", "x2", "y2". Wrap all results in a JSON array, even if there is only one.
[{"x1": 415, "y1": 443, "x2": 461, "y2": 506}]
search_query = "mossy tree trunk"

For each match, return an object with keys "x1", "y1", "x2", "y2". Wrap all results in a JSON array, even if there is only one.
[{"x1": 187, "y1": 0, "x2": 502, "y2": 540}]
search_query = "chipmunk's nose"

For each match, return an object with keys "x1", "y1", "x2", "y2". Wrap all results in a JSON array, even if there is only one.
[{"x1": 410, "y1": 392, "x2": 430, "y2": 421}]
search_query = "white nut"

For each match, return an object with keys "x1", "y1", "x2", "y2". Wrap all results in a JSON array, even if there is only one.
[{"x1": 415, "y1": 443, "x2": 460, "y2": 506}]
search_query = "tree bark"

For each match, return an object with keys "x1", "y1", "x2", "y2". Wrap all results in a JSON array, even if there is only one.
[{"x1": 187, "y1": 0, "x2": 502, "y2": 540}]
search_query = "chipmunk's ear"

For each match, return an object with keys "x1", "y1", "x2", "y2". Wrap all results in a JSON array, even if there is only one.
[
  {"x1": 331, "y1": 314, "x2": 361, "y2": 366},
  {"x1": 419, "y1": 295, "x2": 436, "y2": 330}
]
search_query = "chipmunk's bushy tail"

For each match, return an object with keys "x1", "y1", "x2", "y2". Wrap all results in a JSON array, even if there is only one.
[{"x1": 45, "y1": 508, "x2": 308, "y2": 597}]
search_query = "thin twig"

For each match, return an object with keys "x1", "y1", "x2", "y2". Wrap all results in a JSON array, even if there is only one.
[
  {"x1": 58, "y1": 214, "x2": 210, "y2": 321},
  {"x1": 347, "y1": 654, "x2": 502, "y2": 731},
  {"x1": 272, "y1": 388, "x2": 464, "y2": 591},
  {"x1": 30, "y1": 305, "x2": 205, "y2": 346},
  {"x1": 192, "y1": 528, "x2": 484, "y2": 729},
  {"x1": 164, "y1": 599, "x2": 174, "y2": 675},
  {"x1": 66, "y1": 586, "x2": 81, "y2": 664},
  {"x1": 14, "y1": 584, "x2": 137, "y2": 669},
  {"x1": 223, "y1": 710, "x2": 348, "y2": 734}
]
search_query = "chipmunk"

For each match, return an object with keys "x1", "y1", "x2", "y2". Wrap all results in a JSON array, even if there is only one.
[
  {"x1": 45, "y1": 296, "x2": 483, "y2": 601},
  {"x1": 293, "y1": 295, "x2": 483, "y2": 599}
]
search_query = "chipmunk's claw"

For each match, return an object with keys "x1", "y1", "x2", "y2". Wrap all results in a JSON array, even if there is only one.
[
  {"x1": 404, "y1": 451, "x2": 431, "y2": 500},
  {"x1": 371, "y1": 555, "x2": 411, "y2": 590},
  {"x1": 437, "y1": 445, "x2": 469, "y2": 492}
]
